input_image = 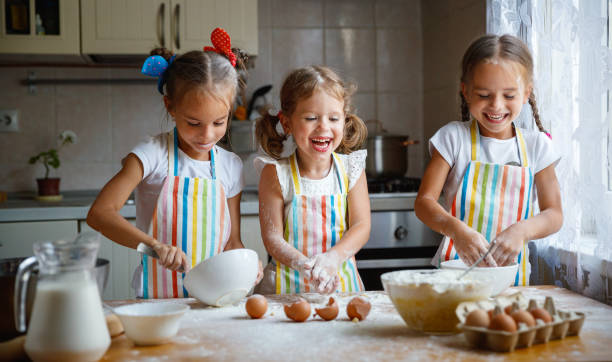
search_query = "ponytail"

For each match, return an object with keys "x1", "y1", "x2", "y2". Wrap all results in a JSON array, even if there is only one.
[
  {"x1": 528, "y1": 92, "x2": 547, "y2": 133},
  {"x1": 337, "y1": 113, "x2": 368, "y2": 154},
  {"x1": 256, "y1": 112, "x2": 287, "y2": 159}
]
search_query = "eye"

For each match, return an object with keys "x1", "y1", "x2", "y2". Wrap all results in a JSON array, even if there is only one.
[
  {"x1": 504, "y1": 95, "x2": 516, "y2": 100},
  {"x1": 477, "y1": 94, "x2": 489, "y2": 99},
  {"x1": 214, "y1": 120, "x2": 226, "y2": 126},
  {"x1": 329, "y1": 116, "x2": 340, "y2": 122},
  {"x1": 187, "y1": 120, "x2": 200, "y2": 127},
  {"x1": 305, "y1": 116, "x2": 317, "y2": 121}
]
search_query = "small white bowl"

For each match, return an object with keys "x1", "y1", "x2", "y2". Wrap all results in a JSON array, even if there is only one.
[
  {"x1": 440, "y1": 259, "x2": 519, "y2": 296},
  {"x1": 184, "y1": 249, "x2": 258, "y2": 307},
  {"x1": 113, "y1": 302, "x2": 189, "y2": 346}
]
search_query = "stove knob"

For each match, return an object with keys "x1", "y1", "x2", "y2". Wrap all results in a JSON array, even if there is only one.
[{"x1": 394, "y1": 226, "x2": 408, "y2": 241}]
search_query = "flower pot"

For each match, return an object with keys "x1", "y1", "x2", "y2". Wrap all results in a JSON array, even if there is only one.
[{"x1": 36, "y1": 178, "x2": 60, "y2": 196}]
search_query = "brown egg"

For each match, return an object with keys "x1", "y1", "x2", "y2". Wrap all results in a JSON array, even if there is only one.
[
  {"x1": 346, "y1": 296, "x2": 371, "y2": 321},
  {"x1": 284, "y1": 298, "x2": 311, "y2": 322},
  {"x1": 504, "y1": 305, "x2": 514, "y2": 315},
  {"x1": 465, "y1": 309, "x2": 490, "y2": 328},
  {"x1": 489, "y1": 313, "x2": 517, "y2": 332},
  {"x1": 315, "y1": 297, "x2": 339, "y2": 321},
  {"x1": 245, "y1": 294, "x2": 268, "y2": 319},
  {"x1": 530, "y1": 308, "x2": 552, "y2": 323},
  {"x1": 511, "y1": 310, "x2": 536, "y2": 327}
]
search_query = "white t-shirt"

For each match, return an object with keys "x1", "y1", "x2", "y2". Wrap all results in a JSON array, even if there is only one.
[
  {"x1": 429, "y1": 121, "x2": 560, "y2": 210},
  {"x1": 254, "y1": 150, "x2": 367, "y2": 206},
  {"x1": 129, "y1": 133, "x2": 244, "y2": 233}
]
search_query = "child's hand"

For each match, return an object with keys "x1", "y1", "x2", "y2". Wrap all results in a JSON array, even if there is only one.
[
  {"x1": 294, "y1": 256, "x2": 314, "y2": 280},
  {"x1": 491, "y1": 224, "x2": 526, "y2": 266},
  {"x1": 310, "y1": 251, "x2": 342, "y2": 294},
  {"x1": 152, "y1": 242, "x2": 190, "y2": 272},
  {"x1": 452, "y1": 227, "x2": 497, "y2": 267}
]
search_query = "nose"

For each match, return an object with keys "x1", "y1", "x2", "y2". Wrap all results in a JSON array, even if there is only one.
[
  {"x1": 317, "y1": 117, "x2": 332, "y2": 130},
  {"x1": 200, "y1": 125, "x2": 216, "y2": 142},
  {"x1": 490, "y1": 94, "x2": 504, "y2": 110}
]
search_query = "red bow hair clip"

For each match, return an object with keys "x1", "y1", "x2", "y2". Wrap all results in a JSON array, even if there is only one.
[{"x1": 203, "y1": 27, "x2": 237, "y2": 67}]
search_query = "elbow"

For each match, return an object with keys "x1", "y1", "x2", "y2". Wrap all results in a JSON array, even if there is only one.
[{"x1": 86, "y1": 206, "x2": 101, "y2": 231}]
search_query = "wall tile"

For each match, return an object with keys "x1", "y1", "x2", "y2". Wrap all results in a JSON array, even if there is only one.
[
  {"x1": 58, "y1": 161, "x2": 116, "y2": 191},
  {"x1": 246, "y1": 28, "x2": 273, "y2": 109},
  {"x1": 375, "y1": 0, "x2": 420, "y2": 29},
  {"x1": 325, "y1": 29, "x2": 376, "y2": 92},
  {"x1": 352, "y1": 92, "x2": 376, "y2": 122},
  {"x1": 377, "y1": 28, "x2": 422, "y2": 92},
  {"x1": 325, "y1": 0, "x2": 374, "y2": 28},
  {"x1": 258, "y1": 0, "x2": 272, "y2": 28},
  {"x1": 377, "y1": 91, "x2": 422, "y2": 136},
  {"x1": 271, "y1": 0, "x2": 323, "y2": 28}
]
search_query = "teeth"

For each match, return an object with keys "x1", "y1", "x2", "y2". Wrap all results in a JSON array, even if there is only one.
[{"x1": 487, "y1": 113, "x2": 504, "y2": 120}]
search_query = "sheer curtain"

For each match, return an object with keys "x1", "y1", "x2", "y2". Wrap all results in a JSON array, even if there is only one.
[{"x1": 488, "y1": 0, "x2": 612, "y2": 304}]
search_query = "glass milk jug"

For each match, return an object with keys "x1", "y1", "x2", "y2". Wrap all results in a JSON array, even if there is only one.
[{"x1": 15, "y1": 238, "x2": 110, "y2": 362}]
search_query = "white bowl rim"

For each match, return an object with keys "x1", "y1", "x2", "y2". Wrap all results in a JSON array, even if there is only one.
[
  {"x1": 440, "y1": 259, "x2": 518, "y2": 270},
  {"x1": 113, "y1": 302, "x2": 190, "y2": 317},
  {"x1": 380, "y1": 269, "x2": 487, "y2": 286},
  {"x1": 188, "y1": 248, "x2": 257, "y2": 273}
]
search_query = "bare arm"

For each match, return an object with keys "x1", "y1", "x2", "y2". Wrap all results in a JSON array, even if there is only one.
[
  {"x1": 223, "y1": 192, "x2": 245, "y2": 251},
  {"x1": 258, "y1": 164, "x2": 310, "y2": 272},
  {"x1": 86, "y1": 153, "x2": 189, "y2": 271}
]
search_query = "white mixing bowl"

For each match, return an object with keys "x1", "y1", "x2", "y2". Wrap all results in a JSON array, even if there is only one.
[
  {"x1": 113, "y1": 302, "x2": 189, "y2": 346},
  {"x1": 184, "y1": 249, "x2": 258, "y2": 307},
  {"x1": 440, "y1": 259, "x2": 518, "y2": 296}
]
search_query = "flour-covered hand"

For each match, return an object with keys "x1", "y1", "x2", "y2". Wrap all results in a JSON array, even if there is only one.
[
  {"x1": 152, "y1": 242, "x2": 190, "y2": 272},
  {"x1": 310, "y1": 251, "x2": 342, "y2": 294},
  {"x1": 491, "y1": 224, "x2": 526, "y2": 266},
  {"x1": 452, "y1": 226, "x2": 497, "y2": 267}
]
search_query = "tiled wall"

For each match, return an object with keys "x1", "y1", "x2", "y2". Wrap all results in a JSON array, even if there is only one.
[{"x1": 0, "y1": 0, "x2": 485, "y2": 193}]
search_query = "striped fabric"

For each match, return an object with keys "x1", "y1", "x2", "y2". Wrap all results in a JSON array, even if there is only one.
[
  {"x1": 433, "y1": 121, "x2": 534, "y2": 285},
  {"x1": 274, "y1": 153, "x2": 364, "y2": 294},
  {"x1": 141, "y1": 128, "x2": 230, "y2": 298}
]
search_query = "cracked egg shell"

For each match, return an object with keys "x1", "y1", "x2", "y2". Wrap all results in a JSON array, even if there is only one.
[
  {"x1": 315, "y1": 297, "x2": 339, "y2": 321},
  {"x1": 284, "y1": 298, "x2": 311, "y2": 322},
  {"x1": 245, "y1": 294, "x2": 268, "y2": 319},
  {"x1": 346, "y1": 296, "x2": 371, "y2": 321}
]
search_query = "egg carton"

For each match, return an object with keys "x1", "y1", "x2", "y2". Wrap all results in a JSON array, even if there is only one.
[{"x1": 455, "y1": 293, "x2": 586, "y2": 352}]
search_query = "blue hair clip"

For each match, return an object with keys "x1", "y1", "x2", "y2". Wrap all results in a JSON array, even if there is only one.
[{"x1": 141, "y1": 54, "x2": 176, "y2": 95}]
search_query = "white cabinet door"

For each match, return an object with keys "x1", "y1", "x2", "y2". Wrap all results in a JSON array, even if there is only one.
[
  {"x1": 0, "y1": 220, "x2": 78, "y2": 258},
  {"x1": 172, "y1": 0, "x2": 258, "y2": 55},
  {"x1": 0, "y1": 0, "x2": 80, "y2": 54},
  {"x1": 79, "y1": 220, "x2": 140, "y2": 301},
  {"x1": 80, "y1": 0, "x2": 171, "y2": 54},
  {"x1": 240, "y1": 215, "x2": 267, "y2": 263}
]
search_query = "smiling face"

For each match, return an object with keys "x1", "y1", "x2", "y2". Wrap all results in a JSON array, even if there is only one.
[
  {"x1": 462, "y1": 60, "x2": 531, "y2": 139},
  {"x1": 165, "y1": 87, "x2": 231, "y2": 161},
  {"x1": 281, "y1": 89, "x2": 345, "y2": 169}
]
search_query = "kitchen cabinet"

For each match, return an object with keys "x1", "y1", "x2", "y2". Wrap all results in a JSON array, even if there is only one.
[
  {"x1": 0, "y1": 220, "x2": 78, "y2": 258},
  {"x1": 0, "y1": 0, "x2": 80, "y2": 54},
  {"x1": 81, "y1": 0, "x2": 258, "y2": 55},
  {"x1": 79, "y1": 220, "x2": 140, "y2": 301}
]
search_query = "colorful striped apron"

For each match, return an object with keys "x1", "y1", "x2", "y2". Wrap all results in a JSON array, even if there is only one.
[
  {"x1": 274, "y1": 152, "x2": 364, "y2": 294},
  {"x1": 140, "y1": 128, "x2": 230, "y2": 298},
  {"x1": 432, "y1": 121, "x2": 534, "y2": 286}
]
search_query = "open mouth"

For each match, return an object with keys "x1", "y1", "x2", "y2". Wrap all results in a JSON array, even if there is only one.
[
  {"x1": 196, "y1": 142, "x2": 215, "y2": 150},
  {"x1": 310, "y1": 137, "x2": 332, "y2": 152},
  {"x1": 484, "y1": 112, "x2": 508, "y2": 124}
]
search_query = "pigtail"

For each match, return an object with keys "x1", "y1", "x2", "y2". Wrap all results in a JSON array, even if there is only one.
[
  {"x1": 256, "y1": 112, "x2": 287, "y2": 159},
  {"x1": 337, "y1": 113, "x2": 368, "y2": 154},
  {"x1": 150, "y1": 47, "x2": 174, "y2": 61},
  {"x1": 231, "y1": 47, "x2": 249, "y2": 92},
  {"x1": 460, "y1": 91, "x2": 471, "y2": 122},
  {"x1": 528, "y1": 92, "x2": 547, "y2": 133}
]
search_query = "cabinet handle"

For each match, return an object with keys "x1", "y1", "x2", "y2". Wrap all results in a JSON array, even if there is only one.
[
  {"x1": 173, "y1": 4, "x2": 180, "y2": 50},
  {"x1": 158, "y1": 3, "x2": 166, "y2": 47}
]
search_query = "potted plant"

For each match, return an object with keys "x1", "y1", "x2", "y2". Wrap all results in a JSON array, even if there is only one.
[{"x1": 29, "y1": 130, "x2": 77, "y2": 199}]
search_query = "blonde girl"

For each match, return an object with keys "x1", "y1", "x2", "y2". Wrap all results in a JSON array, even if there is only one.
[
  {"x1": 415, "y1": 34, "x2": 563, "y2": 285},
  {"x1": 88, "y1": 28, "x2": 261, "y2": 298},
  {"x1": 255, "y1": 66, "x2": 370, "y2": 294}
]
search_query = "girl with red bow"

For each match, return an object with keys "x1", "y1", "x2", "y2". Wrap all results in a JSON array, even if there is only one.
[{"x1": 88, "y1": 28, "x2": 262, "y2": 298}]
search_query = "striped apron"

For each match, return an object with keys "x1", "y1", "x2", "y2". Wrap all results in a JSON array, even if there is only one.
[
  {"x1": 432, "y1": 121, "x2": 534, "y2": 286},
  {"x1": 139, "y1": 128, "x2": 230, "y2": 298},
  {"x1": 274, "y1": 152, "x2": 364, "y2": 294}
]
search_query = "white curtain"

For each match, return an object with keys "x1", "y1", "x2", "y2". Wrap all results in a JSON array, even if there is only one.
[{"x1": 488, "y1": 0, "x2": 612, "y2": 304}]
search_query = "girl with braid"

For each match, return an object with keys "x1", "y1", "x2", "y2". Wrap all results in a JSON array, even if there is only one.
[{"x1": 415, "y1": 34, "x2": 563, "y2": 285}]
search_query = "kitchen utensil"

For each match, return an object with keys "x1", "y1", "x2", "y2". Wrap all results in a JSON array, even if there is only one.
[
  {"x1": 1, "y1": 257, "x2": 109, "y2": 342},
  {"x1": 381, "y1": 269, "x2": 490, "y2": 334},
  {"x1": 456, "y1": 239, "x2": 498, "y2": 280},
  {"x1": 442, "y1": 259, "x2": 518, "y2": 296},
  {"x1": 137, "y1": 242, "x2": 185, "y2": 273},
  {"x1": 14, "y1": 237, "x2": 110, "y2": 361},
  {"x1": 364, "y1": 120, "x2": 419, "y2": 178},
  {"x1": 183, "y1": 249, "x2": 258, "y2": 307},
  {"x1": 113, "y1": 302, "x2": 189, "y2": 346},
  {"x1": 247, "y1": 85, "x2": 272, "y2": 120}
]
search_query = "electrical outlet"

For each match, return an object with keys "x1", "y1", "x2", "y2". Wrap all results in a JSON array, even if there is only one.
[{"x1": 0, "y1": 110, "x2": 19, "y2": 132}]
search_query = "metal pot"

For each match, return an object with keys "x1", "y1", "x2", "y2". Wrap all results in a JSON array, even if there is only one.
[{"x1": 365, "y1": 134, "x2": 419, "y2": 178}]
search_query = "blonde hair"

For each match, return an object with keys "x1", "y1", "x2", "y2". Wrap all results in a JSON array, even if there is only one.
[
  {"x1": 256, "y1": 66, "x2": 367, "y2": 159},
  {"x1": 459, "y1": 34, "x2": 547, "y2": 133}
]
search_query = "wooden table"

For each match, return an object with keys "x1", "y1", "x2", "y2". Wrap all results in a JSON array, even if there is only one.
[{"x1": 102, "y1": 286, "x2": 612, "y2": 361}]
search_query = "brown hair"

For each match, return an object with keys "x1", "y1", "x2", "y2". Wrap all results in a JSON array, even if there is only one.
[
  {"x1": 256, "y1": 66, "x2": 367, "y2": 159},
  {"x1": 151, "y1": 47, "x2": 247, "y2": 112},
  {"x1": 459, "y1": 34, "x2": 547, "y2": 133}
]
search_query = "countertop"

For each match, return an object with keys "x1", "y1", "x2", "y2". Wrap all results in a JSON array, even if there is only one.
[
  {"x1": 0, "y1": 191, "x2": 416, "y2": 223},
  {"x1": 101, "y1": 286, "x2": 612, "y2": 361}
]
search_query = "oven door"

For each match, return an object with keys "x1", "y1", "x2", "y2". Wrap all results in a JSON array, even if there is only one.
[{"x1": 356, "y1": 210, "x2": 442, "y2": 290}]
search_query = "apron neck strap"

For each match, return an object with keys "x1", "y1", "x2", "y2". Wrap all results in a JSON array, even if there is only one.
[
  {"x1": 289, "y1": 152, "x2": 349, "y2": 195},
  {"x1": 167, "y1": 127, "x2": 216, "y2": 178},
  {"x1": 470, "y1": 120, "x2": 529, "y2": 167}
]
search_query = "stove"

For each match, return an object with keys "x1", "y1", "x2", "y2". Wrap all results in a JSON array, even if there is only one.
[{"x1": 359, "y1": 177, "x2": 442, "y2": 290}]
